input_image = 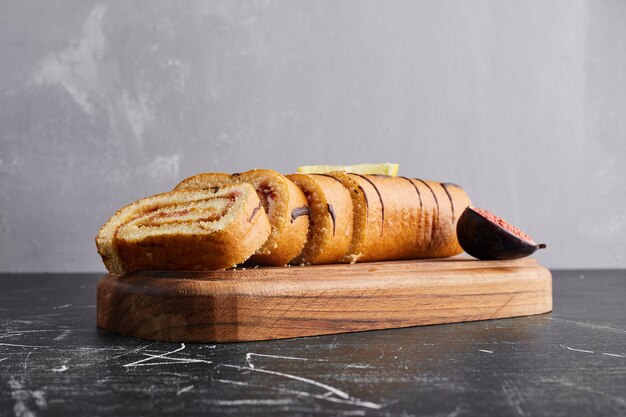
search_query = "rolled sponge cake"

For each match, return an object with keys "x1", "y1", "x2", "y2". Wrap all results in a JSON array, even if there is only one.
[
  {"x1": 328, "y1": 173, "x2": 472, "y2": 263},
  {"x1": 95, "y1": 184, "x2": 271, "y2": 274},
  {"x1": 286, "y1": 173, "x2": 353, "y2": 265},
  {"x1": 174, "y1": 169, "x2": 309, "y2": 266},
  {"x1": 97, "y1": 168, "x2": 472, "y2": 273}
]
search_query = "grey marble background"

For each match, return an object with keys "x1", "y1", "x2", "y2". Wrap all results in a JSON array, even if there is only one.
[{"x1": 1, "y1": 1, "x2": 624, "y2": 272}]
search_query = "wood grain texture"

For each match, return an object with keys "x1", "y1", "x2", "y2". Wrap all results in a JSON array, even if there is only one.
[{"x1": 97, "y1": 257, "x2": 552, "y2": 342}]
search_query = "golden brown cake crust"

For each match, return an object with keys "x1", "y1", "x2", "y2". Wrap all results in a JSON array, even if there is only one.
[
  {"x1": 96, "y1": 185, "x2": 271, "y2": 273},
  {"x1": 173, "y1": 169, "x2": 309, "y2": 266},
  {"x1": 98, "y1": 168, "x2": 472, "y2": 273},
  {"x1": 237, "y1": 169, "x2": 309, "y2": 266},
  {"x1": 173, "y1": 173, "x2": 232, "y2": 191},
  {"x1": 287, "y1": 173, "x2": 353, "y2": 265},
  {"x1": 329, "y1": 173, "x2": 471, "y2": 262}
]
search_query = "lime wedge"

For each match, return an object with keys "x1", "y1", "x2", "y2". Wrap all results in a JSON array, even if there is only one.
[{"x1": 296, "y1": 163, "x2": 399, "y2": 176}]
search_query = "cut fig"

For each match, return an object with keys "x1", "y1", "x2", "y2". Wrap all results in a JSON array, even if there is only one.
[{"x1": 456, "y1": 206, "x2": 546, "y2": 260}]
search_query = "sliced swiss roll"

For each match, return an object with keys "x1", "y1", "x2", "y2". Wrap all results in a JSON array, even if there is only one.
[
  {"x1": 328, "y1": 173, "x2": 471, "y2": 263},
  {"x1": 286, "y1": 173, "x2": 353, "y2": 265},
  {"x1": 96, "y1": 184, "x2": 270, "y2": 274},
  {"x1": 174, "y1": 169, "x2": 309, "y2": 266}
]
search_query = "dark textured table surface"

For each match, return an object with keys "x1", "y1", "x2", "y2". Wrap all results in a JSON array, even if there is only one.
[{"x1": 0, "y1": 270, "x2": 624, "y2": 416}]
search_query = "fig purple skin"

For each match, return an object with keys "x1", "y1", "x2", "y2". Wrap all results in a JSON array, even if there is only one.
[{"x1": 456, "y1": 206, "x2": 546, "y2": 260}]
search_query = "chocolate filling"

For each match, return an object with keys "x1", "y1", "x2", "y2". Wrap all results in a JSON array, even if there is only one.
[
  {"x1": 327, "y1": 203, "x2": 336, "y2": 236},
  {"x1": 290, "y1": 205, "x2": 310, "y2": 223},
  {"x1": 248, "y1": 201, "x2": 263, "y2": 222},
  {"x1": 440, "y1": 183, "x2": 456, "y2": 223},
  {"x1": 352, "y1": 174, "x2": 384, "y2": 236}
]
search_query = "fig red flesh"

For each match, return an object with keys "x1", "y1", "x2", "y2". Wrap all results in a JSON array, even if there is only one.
[{"x1": 456, "y1": 206, "x2": 546, "y2": 260}]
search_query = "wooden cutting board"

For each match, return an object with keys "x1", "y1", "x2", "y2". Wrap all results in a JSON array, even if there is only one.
[{"x1": 97, "y1": 257, "x2": 552, "y2": 343}]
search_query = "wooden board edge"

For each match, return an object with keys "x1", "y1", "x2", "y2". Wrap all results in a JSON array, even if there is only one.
[{"x1": 97, "y1": 264, "x2": 552, "y2": 343}]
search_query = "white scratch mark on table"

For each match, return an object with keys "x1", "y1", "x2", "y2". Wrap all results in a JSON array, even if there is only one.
[
  {"x1": 561, "y1": 345, "x2": 594, "y2": 354},
  {"x1": 601, "y1": 352, "x2": 624, "y2": 358},
  {"x1": 52, "y1": 365, "x2": 68, "y2": 372},
  {"x1": 21, "y1": 351, "x2": 33, "y2": 370},
  {"x1": 124, "y1": 343, "x2": 212, "y2": 368},
  {"x1": 212, "y1": 399, "x2": 294, "y2": 406},
  {"x1": 216, "y1": 376, "x2": 382, "y2": 409},
  {"x1": 214, "y1": 378, "x2": 250, "y2": 387},
  {"x1": 25, "y1": 313, "x2": 61, "y2": 319},
  {"x1": 549, "y1": 317, "x2": 626, "y2": 335},
  {"x1": 136, "y1": 354, "x2": 213, "y2": 366},
  {"x1": 0, "y1": 342, "x2": 50, "y2": 348},
  {"x1": 222, "y1": 363, "x2": 350, "y2": 399},
  {"x1": 110, "y1": 342, "x2": 155, "y2": 359},
  {"x1": 273, "y1": 384, "x2": 382, "y2": 409},
  {"x1": 377, "y1": 348, "x2": 385, "y2": 359},
  {"x1": 221, "y1": 363, "x2": 383, "y2": 409},
  {"x1": 176, "y1": 384, "x2": 194, "y2": 395},
  {"x1": 345, "y1": 363, "x2": 371, "y2": 369},
  {"x1": 479, "y1": 349, "x2": 494, "y2": 354},
  {"x1": 1, "y1": 330, "x2": 59, "y2": 338},
  {"x1": 124, "y1": 343, "x2": 186, "y2": 367},
  {"x1": 54, "y1": 330, "x2": 72, "y2": 341},
  {"x1": 338, "y1": 411, "x2": 366, "y2": 416},
  {"x1": 121, "y1": 344, "x2": 382, "y2": 410},
  {"x1": 246, "y1": 352, "x2": 328, "y2": 368}
]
